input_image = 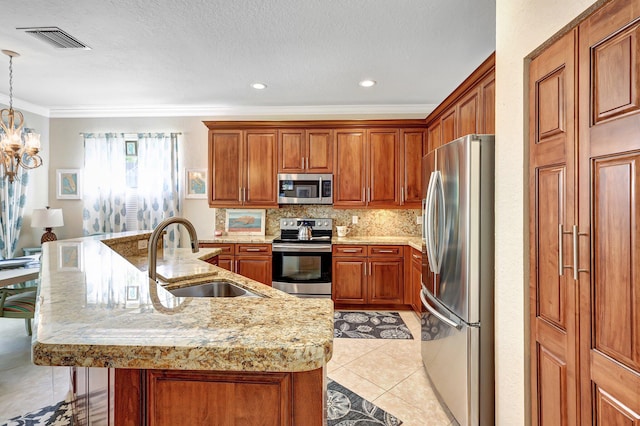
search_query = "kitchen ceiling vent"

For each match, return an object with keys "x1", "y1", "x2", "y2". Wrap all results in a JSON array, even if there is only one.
[{"x1": 18, "y1": 27, "x2": 91, "y2": 50}]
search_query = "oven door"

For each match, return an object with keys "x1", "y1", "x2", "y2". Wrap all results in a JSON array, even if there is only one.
[{"x1": 272, "y1": 243, "x2": 332, "y2": 297}]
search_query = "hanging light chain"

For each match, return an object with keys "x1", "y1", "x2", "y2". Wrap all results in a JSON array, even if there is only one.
[{"x1": 7, "y1": 54, "x2": 13, "y2": 111}]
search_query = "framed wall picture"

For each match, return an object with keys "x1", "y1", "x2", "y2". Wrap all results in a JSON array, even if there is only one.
[
  {"x1": 125, "y1": 140, "x2": 138, "y2": 156},
  {"x1": 185, "y1": 169, "x2": 207, "y2": 199},
  {"x1": 56, "y1": 169, "x2": 82, "y2": 200},
  {"x1": 58, "y1": 242, "x2": 83, "y2": 271},
  {"x1": 225, "y1": 209, "x2": 266, "y2": 236}
]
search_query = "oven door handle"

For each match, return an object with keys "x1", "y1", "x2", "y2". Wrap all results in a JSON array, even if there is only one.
[{"x1": 272, "y1": 244, "x2": 332, "y2": 253}]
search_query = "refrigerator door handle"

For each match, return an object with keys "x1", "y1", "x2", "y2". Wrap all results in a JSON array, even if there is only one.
[
  {"x1": 420, "y1": 287, "x2": 462, "y2": 330},
  {"x1": 424, "y1": 171, "x2": 440, "y2": 273},
  {"x1": 433, "y1": 170, "x2": 446, "y2": 271}
]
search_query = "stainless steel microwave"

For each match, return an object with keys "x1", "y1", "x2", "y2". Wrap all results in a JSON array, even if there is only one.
[{"x1": 277, "y1": 173, "x2": 333, "y2": 204}]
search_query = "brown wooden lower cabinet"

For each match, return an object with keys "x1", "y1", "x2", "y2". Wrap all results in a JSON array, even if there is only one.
[
  {"x1": 71, "y1": 366, "x2": 325, "y2": 426},
  {"x1": 405, "y1": 247, "x2": 423, "y2": 314},
  {"x1": 199, "y1": 243, "x2": 272, "y2": 286},
  {"x1": 332, "y1": 245, "x2": 405, "y2": 308}
]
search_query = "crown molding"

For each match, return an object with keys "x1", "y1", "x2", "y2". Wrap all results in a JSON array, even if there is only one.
[
  {"x1": 0, "y1": 94, "x2": 50, "y2": 117},
  {"x1": 47, "y1": 103, "x2": 436, "y2": 119}
]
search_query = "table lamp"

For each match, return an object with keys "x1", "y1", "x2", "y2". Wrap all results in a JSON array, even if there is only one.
[{"x1": 31, "y1": 207, "x2": 64, "y2": 243}]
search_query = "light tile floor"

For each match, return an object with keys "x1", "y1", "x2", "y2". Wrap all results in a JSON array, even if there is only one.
[
  {"x1": 0, "y1": 311, "x2": 454, "y2": 425},
  {"x1": 328, "y1": 311, "x2": 455, "y2": 426}
]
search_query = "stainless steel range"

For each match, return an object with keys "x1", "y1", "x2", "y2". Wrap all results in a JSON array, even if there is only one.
[{"x1": 272, "y1": 218, "x2": 333, "y2": 298}]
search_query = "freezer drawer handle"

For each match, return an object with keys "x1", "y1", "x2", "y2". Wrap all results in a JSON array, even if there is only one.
[{"x1": 420, "y1": 290, "x2": 462, "y2": 330}]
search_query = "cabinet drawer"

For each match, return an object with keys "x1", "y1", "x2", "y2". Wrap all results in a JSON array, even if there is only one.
[
  {"x1": 368, "y1": 245, "x2": 404, "y2": 257},
  {"x1": 199, "y1": 243, "x2": 234, "y2": 255},
  {"x1": 333, "y1": 245, "x2": 366, "y2": 257},
  {"x1": 236, "y1": 244, "x2": 272, "y2": 255}
]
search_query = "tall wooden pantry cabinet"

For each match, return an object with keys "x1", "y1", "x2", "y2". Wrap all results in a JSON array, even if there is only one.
[{"x1": 529, "y1": 0, "x2": 640, "y2": 423}]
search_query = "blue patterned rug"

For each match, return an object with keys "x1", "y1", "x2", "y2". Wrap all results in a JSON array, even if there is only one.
[
  {"x1": 1, "y1": 380, "x2": 401, "y2": 425},
  {"x1": 327, "y1": 379, "x2": 402, "y2": 425},
  {"x1": 1, "y1": 399, "x2": 73, "y2": 425},
  {"x1": 334, "y1": 311, "x2": 414, "y2": 339}
]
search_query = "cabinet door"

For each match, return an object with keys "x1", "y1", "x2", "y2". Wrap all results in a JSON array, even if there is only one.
[
  {"x1": 146, "y1": 370, "x2": 291, "y2": 426},
  {"x1": 332, "y1": 257, "x2": 366, "y2": 304},
  {"x1": 400, "y1": 129, "x2": 424, "y2": 207},
  {"x1": 481, "y1": 73, "x2": 496, "y2": 134},
  {"x1": 236, "y1": 257, "x2": 272, "y2": 286},
  {"x1": 368, "y1": 258, "x2": 403, "y2": 304},
  {"x1": 278, "y1": 129, "x2": 305, "y2": 173},
  {"x1": 218, "y1": 257, "x2": 233, "y2": 272},
  {"x1": 427, "y1": 121, "x2": 442, "y2": 152},
  {"x1": 579, "y1": 2, "x2": 640, "y2": 422},
  {"x1": 209, "y1": 130, "x2": 243, "y2": 207},
  {"x1": 334, "y1": 129, "x2": 367, "y2": 207},
  {"x1": 409, "y1": 248, "x2": 422, "y2": 314},
  {"x1": 367, "y1": 129, "x2": 400, "y2": 207},
  {"x1": 441, "y1": 107, "x2": 457, "y2": 145},
  {"x1": 244, "y1": 130, "x2": 278, "y2": 207},
  {"x1": 458, "y1": 88, "x2": 481, "y2": 137},
  {"x1": 529, "y1": 29, "x2": 578, "y2": 426},
  {"x1": 306, "y1": 129, "x2": 333, "y2": 172}
]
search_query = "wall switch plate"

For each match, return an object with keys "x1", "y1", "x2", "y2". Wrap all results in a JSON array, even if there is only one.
[
  {"x1": 352, "y1": 215, "x2": 358, "y2": 224},
  {"x1": 416, "y1": 216, "x2": 423, "y2": 224},
  {"x1": 138, "y1": 239, "x2": 148, "y2": 250}
]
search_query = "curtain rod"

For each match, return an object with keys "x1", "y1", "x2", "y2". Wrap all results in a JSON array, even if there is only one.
[{"x1": 79, "y1": 132, "x2": 183, "y2": 136}]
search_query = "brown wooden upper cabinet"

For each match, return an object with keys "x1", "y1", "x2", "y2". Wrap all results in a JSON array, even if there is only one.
[
  {"x1": 334, "y1": 128, "x2": 400, "y2": 208},
  {"x1": 426, "y1": 53, "x2": 495, "y2": 152},
  {"x1": 400, "y1": 129, "x2": 424, "y2": 208},
  {"x1": 278, "y1": 129, "x2": 333, "y2": 173},
  {"x1": 208, "y1": 129, "x2": 278, "y2": 208}
]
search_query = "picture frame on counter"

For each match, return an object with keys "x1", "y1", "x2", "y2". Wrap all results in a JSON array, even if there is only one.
[
  {"x1": 56, "y1": 169, "x2": 82, "y2": 200},
  {"x1": 225, "y1": 209, "x2": 266, "y2": 236},
  {"x1": 185, "y1": 168, "x2": 207, "y2": 199},
  {"x1": 58, "y1": 242, "x2": 83, "y2": 271}
]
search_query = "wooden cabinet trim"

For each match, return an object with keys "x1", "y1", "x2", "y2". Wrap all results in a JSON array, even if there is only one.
[{"x1": 205, "y1": 119, "x2": 427, "y2": 130}]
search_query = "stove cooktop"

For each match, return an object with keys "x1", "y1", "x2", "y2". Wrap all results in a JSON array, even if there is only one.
[{"x1": 274, "y1": 217, "x2": 333, "y2": 244}]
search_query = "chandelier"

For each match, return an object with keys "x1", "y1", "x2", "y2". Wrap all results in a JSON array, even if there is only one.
[{"x1": 0, "y1": 50, "x2": 42, "y2": 183}]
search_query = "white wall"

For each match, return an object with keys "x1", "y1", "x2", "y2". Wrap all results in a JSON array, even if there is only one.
[
  {"x1": 49, "y1": 116, "x2": 216, "y2": 240},
  {"x1": 494, "y1": 0, "x2": 599, "y2": 424}
]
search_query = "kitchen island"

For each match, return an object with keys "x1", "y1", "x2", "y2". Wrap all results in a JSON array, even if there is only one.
[{"x1": 32, "y1": 232, "x2": 333, "y2": 425}]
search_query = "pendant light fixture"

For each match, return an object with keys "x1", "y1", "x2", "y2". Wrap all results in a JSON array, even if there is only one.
[{"x1": 0, "y1": 50, "x2": 42, "y2": 183}]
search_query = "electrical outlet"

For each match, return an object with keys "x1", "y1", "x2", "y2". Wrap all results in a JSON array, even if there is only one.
[
  {"x1": 352, "y1": 215, "x2": 358, "y2": 224},
  {"x1": 138, "y1": 239, "x2": 148, "y2": 250},
  {"x1": 416, "y1": 216, "x2": 422, "y2": 224}
]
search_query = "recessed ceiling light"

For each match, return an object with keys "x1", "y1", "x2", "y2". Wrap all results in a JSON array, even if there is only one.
[
  {"x1": 359, "y1": 79, "x2": 376, "y2": 88},
  {"x1": 251, "y1": 82, "x2": 267, "y2": 90}
]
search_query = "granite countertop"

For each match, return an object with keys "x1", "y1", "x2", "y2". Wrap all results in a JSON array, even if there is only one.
[
  {"x1": 200, "y1": 233, "x2": 423, "y2": 251},
  {"x1": 332, "y1": 235, "x2": 423, "y2": 251},
  {"x1": 199, "y1": 235, "x2": 278, "y2": 244},
  {"x1": 32, "y1": 232, "x2": 333, "y2": 372}
]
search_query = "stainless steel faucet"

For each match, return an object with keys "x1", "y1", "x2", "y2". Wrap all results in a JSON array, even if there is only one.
[{"x1": 148, "y1": 217, "x2": 199, "y2": 282}]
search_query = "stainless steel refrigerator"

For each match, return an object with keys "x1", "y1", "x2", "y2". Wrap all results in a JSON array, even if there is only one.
[{"x1": 420, "y1": 134, "x2": 494, "y2": 426}]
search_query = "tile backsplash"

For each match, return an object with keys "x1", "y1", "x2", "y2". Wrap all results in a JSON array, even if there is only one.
[{"x1": 214, "y1": 207, "x2": 421, "y2": 237}]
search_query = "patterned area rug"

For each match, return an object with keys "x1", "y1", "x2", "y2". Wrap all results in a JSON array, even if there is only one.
[
  {"x1": 1, "y1": 399, "x2": 73, "y2": 425},
  {"x1": 2, "y1": 380, "x2": 401, "y2": 425},
  {"x1": 334, "y1": 311, "x2": 414, "y2": 339},
  {"x1": 327, "y1": 379, "x2": 402, "y2": 425}
]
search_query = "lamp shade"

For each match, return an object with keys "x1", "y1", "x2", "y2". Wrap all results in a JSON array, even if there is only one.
[{"x1": 31, "y1": 208, "x2": 64, "y2": 228}]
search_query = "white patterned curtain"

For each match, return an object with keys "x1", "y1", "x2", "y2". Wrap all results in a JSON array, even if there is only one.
[
  {"x1": 82, "y1": 133, "x2": 128, "y2": 235},
  {"x1": 136, "y1": 133, "x2": 181, "y2": 247},
  {"x1": 0, "y1": 167, "x2": 29, "y2": 258}
]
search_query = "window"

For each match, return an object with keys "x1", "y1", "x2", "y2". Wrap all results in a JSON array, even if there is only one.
[{"x1": 82, "y1": 133, "x2": 181, "y2": 247}]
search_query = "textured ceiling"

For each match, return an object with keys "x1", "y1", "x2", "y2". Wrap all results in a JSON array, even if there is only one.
[{"x1": 0, "y1": 0, "x2": 496, "y2": 117}]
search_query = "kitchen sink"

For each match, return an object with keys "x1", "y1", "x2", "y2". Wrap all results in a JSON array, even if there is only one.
[{"x1": 168, "y1": 281, "x2": 263, "y2": 298}]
